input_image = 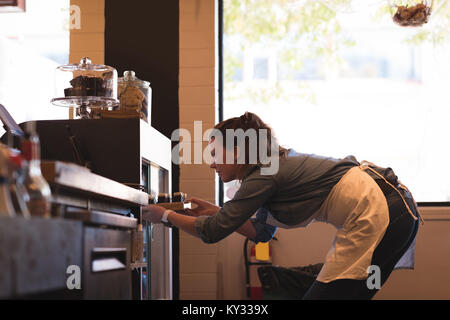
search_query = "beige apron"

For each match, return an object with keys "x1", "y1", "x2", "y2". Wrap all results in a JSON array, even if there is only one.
[{"x1": 266, "y1": 165, "x2": 418, "y2": 283}]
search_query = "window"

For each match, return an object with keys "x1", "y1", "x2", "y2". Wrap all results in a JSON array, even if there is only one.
[
  {"x1": 0, "y1": 0, "x2": 70, "y2": 136},
  {"x1": 253, "y1": 57, "x2": 269, "y2": 79},
  {"x1": 222, "y1": 0, "x2": 450, "y2": 203}
]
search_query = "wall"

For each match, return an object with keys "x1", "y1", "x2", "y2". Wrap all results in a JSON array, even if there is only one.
[
  {"x1": 178, "y1": 0, "x2": 219, "y2": 300},
  {"x1": 69, "y1": 0, "x2": 105, "y2": 120},
  {"x1": 70, "y1": 0, "x2": 104, "y2": 64}
]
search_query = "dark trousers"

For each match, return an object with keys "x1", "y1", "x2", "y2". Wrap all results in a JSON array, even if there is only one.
[{"x1": 302, "y1": 183, "x2": 420, "y2": 300}]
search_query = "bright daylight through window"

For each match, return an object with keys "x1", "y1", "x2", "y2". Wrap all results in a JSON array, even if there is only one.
[
  {"x1": 223, "y1": 0, "x2": 450, "y2": 202},
  {"x1": 0, "y1": 0, "x2": 70, "y2": 136}
]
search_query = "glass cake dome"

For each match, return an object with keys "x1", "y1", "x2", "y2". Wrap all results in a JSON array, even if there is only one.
[{"x1": 51, "y1": 57, "x2": 119, "y2": 117}]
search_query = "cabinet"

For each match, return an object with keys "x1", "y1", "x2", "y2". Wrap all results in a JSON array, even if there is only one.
[{"x1": 13, "y1": 118, "x2": 174, "y2": 299}]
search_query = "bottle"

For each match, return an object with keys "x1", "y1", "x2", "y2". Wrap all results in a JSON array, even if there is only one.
[
  {"x1": 9, "y1": 152, "x2": 31, "y2": 218},
  {"x1": 0, "y1": 144, "x2": 16, "y2": 217},
  {"x1": 0, "y1": 176, "x2": 15, "y2": 217},
  {"x1": 21, "y1": 128, "x2": 51, "y2": 218}
]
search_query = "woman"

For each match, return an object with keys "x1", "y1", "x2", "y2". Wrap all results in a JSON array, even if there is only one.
[{"x1": 143, "y1": 112, "x2": 421, "y2": 300}]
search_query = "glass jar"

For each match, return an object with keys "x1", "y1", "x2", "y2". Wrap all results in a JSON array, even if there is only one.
[
  {"x1": 117, "y1": 70, "x2": 151, "y2": 123},
  {"x1": 51, "y1": 57, "x2": 119, "y2": 115}
]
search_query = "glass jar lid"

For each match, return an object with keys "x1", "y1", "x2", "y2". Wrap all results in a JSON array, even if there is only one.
[
  {"x1": 56, "y1": 57, "x2": 116, "y2": 73},
  {"x1": 118, "y1": 70, "x2": 150, "y2": 88}
]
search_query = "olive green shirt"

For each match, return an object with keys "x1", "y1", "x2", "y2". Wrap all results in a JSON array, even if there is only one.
[{"x1": 194, "y1": 150, "x2": 359, "y2": 243}]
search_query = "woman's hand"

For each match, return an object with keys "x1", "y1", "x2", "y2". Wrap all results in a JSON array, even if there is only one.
[
  {"x1": 184, "y1": 197, "x2": 220, "y2": 217},
  {"x1": 142, "y1": 204, "x2": 166, "y2": 223}
]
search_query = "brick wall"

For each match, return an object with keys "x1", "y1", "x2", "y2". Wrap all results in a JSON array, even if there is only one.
[
  {"x1": 178, "y1": 0, "x2": 219, "y2": 300},
  {"x1": 69, "y1": 0, "x2": 105, "y2": 64},
  {"x1": 69, "y1": 0, "x2": 104, "y2": 119}
]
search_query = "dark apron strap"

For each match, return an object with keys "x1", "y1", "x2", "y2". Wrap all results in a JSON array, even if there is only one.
[{"x1": 359, "y1": 161, "x2": 424, "y2": 225}]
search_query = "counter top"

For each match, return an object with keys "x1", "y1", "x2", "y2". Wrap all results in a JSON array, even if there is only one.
[{"x1": 41, "y1": 161, "x2": 148, "y2": 207}]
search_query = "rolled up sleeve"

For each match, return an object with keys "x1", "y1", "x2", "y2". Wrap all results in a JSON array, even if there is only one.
[{"x1": 194, "y1": 171, "x2": 278, "y2": 243}]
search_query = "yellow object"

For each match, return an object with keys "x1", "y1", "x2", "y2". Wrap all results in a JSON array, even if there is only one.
[{"x1": 255, "y1": 242, "x2": 270, "y2": 261}]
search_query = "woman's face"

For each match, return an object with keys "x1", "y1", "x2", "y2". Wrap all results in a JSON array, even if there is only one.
[{"x1": 209, "y1": 138, "x2": 240, "y2": 183}]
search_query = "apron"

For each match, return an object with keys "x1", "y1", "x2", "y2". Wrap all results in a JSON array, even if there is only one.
[{"x1": 266, "y1": 163, "x2": 421, "y2": 283}]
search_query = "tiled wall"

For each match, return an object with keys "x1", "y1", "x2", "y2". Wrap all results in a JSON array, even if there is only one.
[
  {"x1": 69, "y1": 0, "x2": 105, "y2": 64},
  {"x1": 69, "y1": 0, "x2": 104, "y2": 119},
  {"x1": 178, "y1": 0, "x2": 219, "y2": 300}
]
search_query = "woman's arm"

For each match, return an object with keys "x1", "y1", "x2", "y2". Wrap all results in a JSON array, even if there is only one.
[
  {"x1": 142, "y1": 205, "x2": 198, "y2": 237},
  {"x1": 194, "y1": 173, "x2": 277, "y2": 243},
  {"x1": 167, "y1": 211, "x2": 256, "y2": 239},
  {"x1": 142, "y1": 205, "x2": 256, "y2": 239},
  {"x1": 236, "y1": 220, "x2": 257, "y2": 240},
  {"x1": 166, "y1": 210, "x2": 198, "y2": 237},
  {"x1": 142, "y1": 204, "x2": 257, "y2": 240},
  {"x1": 184, "y1": 197, "x2": 257, "y2": 239}
]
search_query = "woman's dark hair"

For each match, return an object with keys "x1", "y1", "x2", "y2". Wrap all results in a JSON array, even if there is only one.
[{"x1": 212, "y1": 112, "x2": 289, "y2": 172}]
